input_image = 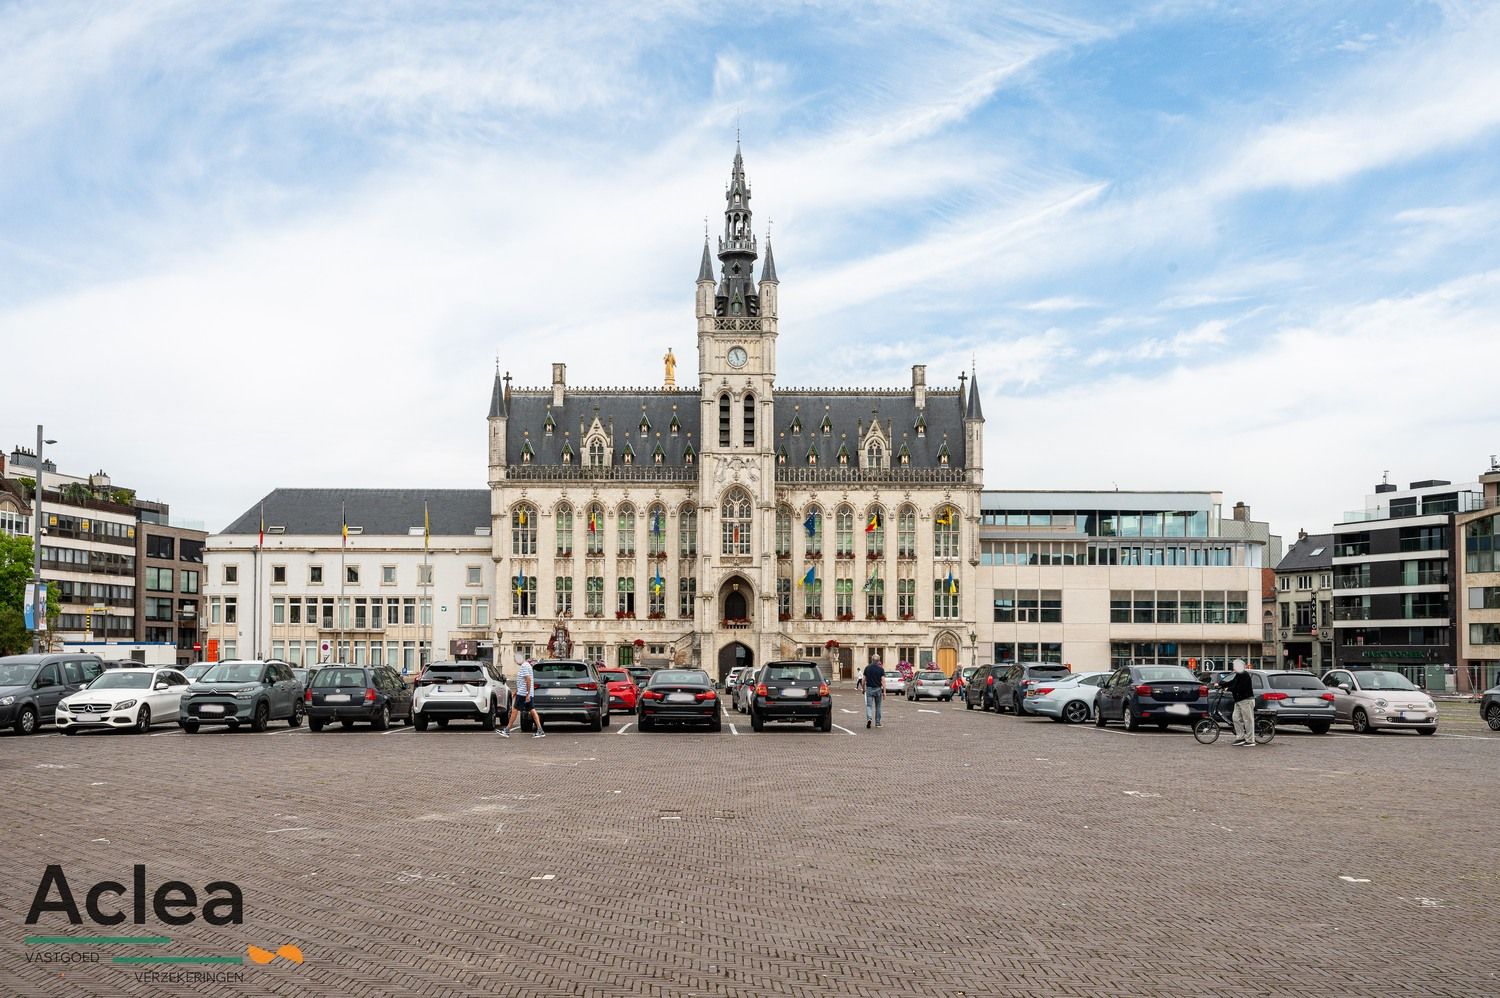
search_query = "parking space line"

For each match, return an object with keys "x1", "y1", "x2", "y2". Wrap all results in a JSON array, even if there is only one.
[
  {"x1": 616, "y1": 723, "x2": 633, "y2": 735},
  {"x1": 149, "y1": 730, "x2": 183, "y2": 737},
  {"x1": 917, "y1": 708, "x2": 940, "y2": 714},
  {"x1": 729, "y1": 724, "x2": 739, "y2": 736},
  {"x1": 831, "y1": 724, "x2": 857, "y2": 736},
  {"x1": 382, "y1": 726, "x2": 413, "y2": 735}
]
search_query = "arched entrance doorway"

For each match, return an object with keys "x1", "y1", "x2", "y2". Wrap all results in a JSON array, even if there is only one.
[
  {"x1": 717, "y1": 642, "x2": 753, "y2": 684},
  {"x1": 718, "y1": 575, "x2": 753, "y2": 625},
  {"x1": 935, "y1": 632, "x2": 961, "y2": 676}
]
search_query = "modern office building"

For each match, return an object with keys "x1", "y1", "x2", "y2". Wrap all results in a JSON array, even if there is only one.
[
  {"x1": 1272, "y1": 530, "x2": 1334, "y2": 673},
  {"x1": 974, "y1": 491, "x2": 1276, "y2": 673},
  {"x1": 1454, "y1": 462, "x2": 1500, "y2": 692},
  {"x1": 2, "y1": 446, "x2": 206, "y2": 657},
  {"x1": 137, "y1": 521, "x2": 206, "y2": 665},
  {"x1": 1331, "y1": 476, "x2": 1482, "y2": 690}
]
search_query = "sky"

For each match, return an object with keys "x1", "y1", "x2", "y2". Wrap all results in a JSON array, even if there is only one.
[{"x1": 2, "y1": 0, "x2": 1499, "y2": 539}]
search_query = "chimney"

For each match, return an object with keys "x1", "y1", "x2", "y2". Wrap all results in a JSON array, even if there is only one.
[
  {"x1": 912, "y1": 364, "x2": 927, "y2": 411},
  {"x1": 1233, "y1": 502, "x2": 1249, "y2": 522},
  {"x1": 1297, "y1": 528, "x2": 1307, "y2": 542},
  {"x1": 551, "y1": 362, "x2": 566, "y2": 407}
]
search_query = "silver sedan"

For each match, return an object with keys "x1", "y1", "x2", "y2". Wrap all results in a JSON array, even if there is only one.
[{"x1": 905, "y1": 671, "x2": 953, "y2": 701}]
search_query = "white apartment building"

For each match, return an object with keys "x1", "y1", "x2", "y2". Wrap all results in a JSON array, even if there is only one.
[
  {"x1": 204, "y1": 490, "x2": 494, "y2": 675},
  {"x1": 975, "y1": 491, "x2": 1277, "y2": 673}
]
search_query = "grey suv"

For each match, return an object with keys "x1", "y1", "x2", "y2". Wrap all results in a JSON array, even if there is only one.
[
  {"x1": 526, "y1": 659, "x2": 609, "y2": 731},
  {"x1": 0, "y1": 654, "x2": 105, "y2": 734},
  {"x1": 994, "y1": 663, "x2": 1075, "y2": 715},
  {"x1": 178, "y1": 659, "x2": 304, "y2": 733}
]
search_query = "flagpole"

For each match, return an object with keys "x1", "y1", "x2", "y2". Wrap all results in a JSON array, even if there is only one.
[
  {"x1": 339, "y1": 500, "x2": 346, "y2": 664},
  {"x1": 252, "y1": 533, "x2": 260, "y2": 659}
]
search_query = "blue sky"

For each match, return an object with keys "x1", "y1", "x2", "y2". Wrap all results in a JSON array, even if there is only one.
[{"x1": 2, "y1": 0, "x2": 1499, "y2": 537}]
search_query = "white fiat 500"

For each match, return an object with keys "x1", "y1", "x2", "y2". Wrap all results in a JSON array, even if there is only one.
[{"x1": 56, "y1": 667, "x2": 192, "y2": 734}]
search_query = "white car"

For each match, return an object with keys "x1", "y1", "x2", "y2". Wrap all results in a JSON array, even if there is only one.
[
  {"x1": 56, "y1": 667, "x2": 192, "y2": 734},
  {"x1": 412, "y1": 661, "x2": 511, "y2": 730},
  {"x1": 881, "y1": 673, "x2": 907, "y2": 695},
  {"x1": 1321, "y1": 667, "x2": 1438, "y2": 734},
  {"x1": 1027, "y1": 671, "x2": 1111, "y2": 724}
]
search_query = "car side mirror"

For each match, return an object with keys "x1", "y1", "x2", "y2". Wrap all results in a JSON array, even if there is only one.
[
  {"x1": 155, "y1": 682, "x2": 169, "y2": 690},
  {"x1": 1338, "y1": 683, "x2": 1351, "y2": 692}
]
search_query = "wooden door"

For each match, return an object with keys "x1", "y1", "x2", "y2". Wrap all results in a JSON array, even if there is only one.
[{"x1": 936, "y1": 646, "x2": 958, "y2": 676}]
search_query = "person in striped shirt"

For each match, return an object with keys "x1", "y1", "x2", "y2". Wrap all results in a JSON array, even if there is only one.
[{"x1": 499, "y1": 658, "x2": 544, "y2": 739}]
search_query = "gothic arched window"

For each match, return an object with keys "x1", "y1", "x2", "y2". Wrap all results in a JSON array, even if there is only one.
[
  {"x1": 588, "y1": 439, "x2": 606, "y2": 466},
  {"x1": 554, "y1": 503, "x2": 573, "y2": 557},
  {"x1": 934, "y1": 505, "x2": 960, "y2": 559},
  {"x1": 511, "y1": 504, "x2": 536, "y2": 556},
  {"x1": 743, "y1": 393, "x2": 756, "y2": 447},
  {"x1": 721, "y1": 489, "x2": 752, "y2": 556},
  {"x1": 719, "y1": 394, "x2": 731, "y2": 447},
  {"x1": 617, "y1": 504, "x2": 636, "y2": 556}
]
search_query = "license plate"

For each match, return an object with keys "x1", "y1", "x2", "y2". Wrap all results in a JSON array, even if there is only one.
[
  {"x1": 545, "y1": 688, "x2": 567, "y2": 696},
  {"x1": 1165, "y1": 703, "x2": 1189, "y2": 716},
  {"x1": 667, "y1": 693, "x2": 696, "y2": 703},
  {"x1": 199, "y1": 704, "x2": 224, "y2": 714},
  {"x1": 441, "y1": 685, "x2": 462, "y2": 693},
  {"x1": 1404, "y1": 712, "x2": 1426, "y2": 720},
  {"x1": 781, "y1": 688, "x2": 807, "y2": 698},
  {"x1": 325, "y1": 694, "x2": 351, "y2": 703},
  {"x1": 1294, "y1": 697, "x2": 1319, "y2": 705}
]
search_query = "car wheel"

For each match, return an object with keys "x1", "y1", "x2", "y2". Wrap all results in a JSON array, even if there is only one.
[
  {"x1": 709, "y1": 714, "x2": 722, "y2": 732},
  {"x1": 287, "y1": 704, "x2": 303, "y2": 728},
  {"x1": 602, "y1": 705, "x2": 612, "y2": 729},
  {"x1": 1417, "y1": 726, "x2": 1436, "y2": 735},
  {"x1": 1062, "y1": 700, "x2": 1090, "y2": 725},
  {"x1": 14, "y1": 706, "x2": 37, "y2": 735},
  {"x1": 413, "y1": 713, "x2": 428, "y2": 731},
  {"x1": 250, "y1": 702, "x2": 270, "y2": 733},
  {"x1": 1308, "y1": 722, "x2": 1330, "y2": 735},
  {"x1": 480, "y1": 701, "x2": 497, "y2": 731},
  {"x1": 309, "y1": 718, "x2": 325, "y2": 732},
  {"x1": 1486, "y1": 704, "x2": 1500, "y2": 731},
  {"x1": 132, "y1": 705, "x2": 151, "y2": 734},
  {"x1": 589, "y1": 709, "x2": 602, "y2": 732},
  {"x1": 638, "y1": 715, "x2": 653, "y2": 732},
  {"x1": 1352, "y1": 708, "x2": 1375, "y2": 734},
  {"x1": 965, "y1": 697, "x2": 974, "y2": 710},
  {"x1": 373, "y1": 705, "x2": 391, "y2": 731},
  {"x1": 1095, "y1": 705, "x2": 1108, "y2": 728},
  {"x1": 1122, "y1": 705, "x2": 1139, "y2": 731},
  {"x1": 818, "y1": 711, "x2": 832, "y2": 733},
  {"x1": 751, "y1": 708, "x2": 764, "y2": 733},
  {"x1": 1013, "y1": 694, "x2": 1025, "y2": 716},
  {"x1": 181, "y1": 720, "x2": 199, "y2": 734}
]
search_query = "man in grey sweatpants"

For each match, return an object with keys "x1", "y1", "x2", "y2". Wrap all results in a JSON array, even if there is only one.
[{"x1": 1223, "y1": 658, "x2": 1256, "y2": 747}]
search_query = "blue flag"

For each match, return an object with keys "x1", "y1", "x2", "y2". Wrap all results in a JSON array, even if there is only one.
[
  {"x1": 798, "y1": 566, "x2": 815, "y2": 588},
  {"x1": 803, "y1": 512, "x2": 817, "y2": 536}
]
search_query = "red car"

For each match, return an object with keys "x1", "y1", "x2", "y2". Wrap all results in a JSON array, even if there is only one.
[{"x1": 598, "y1": 668, "x2": 638, "y2": 712}]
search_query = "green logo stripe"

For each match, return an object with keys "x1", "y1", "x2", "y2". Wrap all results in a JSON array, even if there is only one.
[
  {"x1": 112, "y1": 955, "x2": 243, "y2": 965},
  {"x1": 25, "y1": 935, "x2": 171, "y2": 945}
]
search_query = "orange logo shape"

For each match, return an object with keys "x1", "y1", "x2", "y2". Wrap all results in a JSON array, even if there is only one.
[{"x1": 246, "y1": 944, "x2": 304, "y2": 965}]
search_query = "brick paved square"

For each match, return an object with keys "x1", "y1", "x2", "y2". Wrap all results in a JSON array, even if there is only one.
[{"x1": 2, "y1": 691, "x2": 1497, "y2": 997}]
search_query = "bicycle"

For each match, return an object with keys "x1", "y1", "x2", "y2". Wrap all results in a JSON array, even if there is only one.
[{"x1": 1193, "y1": 695, "x2": 1275, "y2": 745}]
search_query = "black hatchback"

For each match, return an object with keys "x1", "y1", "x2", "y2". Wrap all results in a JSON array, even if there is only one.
[
  {"x1": 964, "y1": 663, "x2": 1011, "y2": 712},
  {"x1": 305, "y1": 665, "x2": 412, "y2": 731},
  {"x1": 747, "y1": 660, "x2": 831, "y2": 732},
  {"x1": 995, "y1": 663, "x2": 1075, "y2": 715},
  {"x1": 638, "y1": 668, "x2": 722, "y2": 732},
  {"x1": 1094, "y1": 665, "x2": 1207, "y2": 730}
]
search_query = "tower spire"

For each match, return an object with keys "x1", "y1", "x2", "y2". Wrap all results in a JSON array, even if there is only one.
[{"x1": 715, "y1": 140, "x2": 759, "y2": 317}]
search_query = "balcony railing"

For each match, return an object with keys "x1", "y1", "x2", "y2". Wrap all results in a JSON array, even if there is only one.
[
  {"x1": 506, "y1": 465, "x2": 697, "y2": 483},
  {"x1": 776, "y1": 467, "x2": 968, "y2": 485}
]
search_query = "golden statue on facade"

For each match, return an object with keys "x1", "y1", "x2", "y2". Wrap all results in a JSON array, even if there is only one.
[{"x1": 663, "y1": 348, "x2": 677, "y2": 387}]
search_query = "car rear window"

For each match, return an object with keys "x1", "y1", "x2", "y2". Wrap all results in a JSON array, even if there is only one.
[
  {"x1": 599, "y1": 670, "x2": 630, "y2": 683},
  {"x1": 1136, "y1": 667, "x2": 1198, "y2": 683},
  {"x1": 918, "y1": 672, "x2": 945, "y2": 680},
  {"x1": 535, "y1": 661, "x2": 591, "y2": 679},
  {"x1": 767, "y1": 665, "x2": 820, "y2": 682},
  {"x1": 314, "y1": 669, "x2": 367, "y2": 688},
  {"x1": 650, "y1": 670, "x2": 708, "y2": 685},
  {"x1": 1027, "y1": 667, "x2": 1071, "y2": 678},
  {"x1": 420, "y1": 665, "x2": 485, "y2": 685},
  {"x1": 1269, "y1": 673, "x2": 1326, "y2": 691}
]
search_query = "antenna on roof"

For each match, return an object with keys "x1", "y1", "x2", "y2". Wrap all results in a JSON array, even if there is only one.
[{"x1": 1381, "y1": 469, "x2": 1390, "y2": 485}]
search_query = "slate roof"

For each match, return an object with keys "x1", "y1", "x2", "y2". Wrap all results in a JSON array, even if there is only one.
[
  {"x1": 501, "y1": 385, "x2": 975, "y2": 469},
  {"x1": 507, "y1": 390, "x2": 703, "y2": 465},
  {"x1": 965, "y1": 373, "x2": 984, "y2": 420},
  {"x1": 760, "y1": 241, "x2": 778, "y2": 283},
  {"x1": 1275, "y1": 533, "x2": 1334, "y2": 573},
  {"x1": 220, "y1": 488, "x2": 490, "y2": 536}
]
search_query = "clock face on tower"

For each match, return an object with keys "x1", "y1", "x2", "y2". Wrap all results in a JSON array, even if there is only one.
[{"x1": 727, "y1": 346, "x2": 748, "y2": 369}]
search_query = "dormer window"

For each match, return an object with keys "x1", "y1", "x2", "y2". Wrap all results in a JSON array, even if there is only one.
[
  {"x1": 821, "y1": 414, "x2": 832, "y2": 434},
  {"x1": 622, "y1": 443, "x2": 634, "y2": 465},
  {"x1": 777, "y1": 446, "x2": 787, "y2": 466},
  {"x1": 937, "y1": 443, "x2": 950, "y2": 466},
  {"x1": 561, "y1": 442, "x2": 574, "y2": 465},
  {"x1": 669, "y1": 414, "x2": 681, "y2": 436},
  {"x1": 915, "y1": 416, "x2": 926, "y2": 438},
  {"x1": 866, "y1": 442, "x2": 884, "y2": 468},
  {"x1": 790, "y1": 415, "x2": 802, "y2": 434},
  {"x1": 807, "y1": 446, "x2": 818, "y2": 466},
  {"x1": 654, "y1": 443, "x2": 665, "y2": 465},
  {"x1": 520, "y1": 441, "x2": 534, "y2": 465},
  {"x1": 837, "y1": 444, "x2": 850, "y2": 466},
  {"x1": 588, "y1": 440, "x2": 606, "y2": 466},
  {"x1": 898, "y1": 444, "x2": 911, "y2": 466},
  {"x1": 543, "y1": 413, "x2": 555, "y2": 437},
  {"x1": 639, "y1": 415, "x2": 651, "y2": 435},
  {"x1": 684, "y1": 444, "x2": 696, "y2": 466}
]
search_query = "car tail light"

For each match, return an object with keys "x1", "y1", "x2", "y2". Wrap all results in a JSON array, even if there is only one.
[
  {"x1": 1034, "y1": 687, "x2": 1054, "y2": 696},
  {"x1": 756, "y1": 683, "x2": 768, "y2": 696},
  {"x1": 578, "y1": 681, "x2": 598, "y2": 691},
  {"x1": 303, "y1": 688, "x2": 312, "y2": 703},
  {"x1": 642, "y1": 690, "x2": 664, "y2": 700},
  {"x1": 1320, "y1": 692, "x2": 1336, "y2": 702},
  {"x1": 1262, "y1": 692, "x2": 1288, "y2": 701},
  {"x1": 1134, "y1": 684, "x2": 1153, "y2": 696},
  {"x1": 694, "y1": 690, "x2": 716, "y2": 701},
  {"x1": 986, "y1": 675, "x2": 994, "y2": 686},
  {"x1": 818, "y1": 683, "x2": 829, "y2": 697},
  {"x1": 364, "y1": 687, "x2": 377, "y2": 703},
  {"x1": 1198, "y1": 685, "x2": 1208, "y2": 697}
]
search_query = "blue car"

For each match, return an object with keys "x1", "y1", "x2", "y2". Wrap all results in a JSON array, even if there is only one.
[{"x1": 1094, "y1": 665, "x2": 1207, "y2": 731}]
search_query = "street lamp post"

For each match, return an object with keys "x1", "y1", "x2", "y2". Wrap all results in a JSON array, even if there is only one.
[{"x1": 31, "y1": 425, "x2": 57, "y2": 654}]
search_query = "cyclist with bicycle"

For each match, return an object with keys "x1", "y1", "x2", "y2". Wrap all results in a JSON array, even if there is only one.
[{"x1": 1218, "y1": 658, "x2": 1255, "y2": 747}]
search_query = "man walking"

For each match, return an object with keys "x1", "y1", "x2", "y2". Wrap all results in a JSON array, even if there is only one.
[
  {"x1": 500, "y1": 657, "x2": 544, "y2": 739},
  {"x1": 1221, "y1": 658, "x2": 1255, "y2": 747},
  {"x1": 863, "y1": 656, "x2": 885, "y2": 729}
]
